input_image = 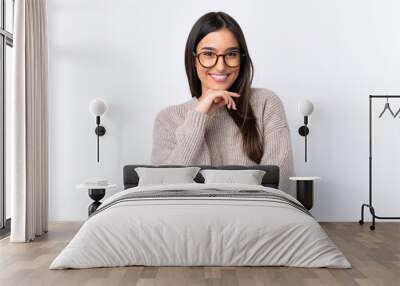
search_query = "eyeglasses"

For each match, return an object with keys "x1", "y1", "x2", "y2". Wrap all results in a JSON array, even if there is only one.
[{"x1": 193, "y1": 51, "x2": 245, "y2": 68}]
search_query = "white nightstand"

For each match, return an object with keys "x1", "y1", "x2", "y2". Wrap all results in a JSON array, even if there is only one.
[
  {"x1": 77, "y1": 183, "x2": 117, "y2": 216},
  {"x1": 289, "y1": 177, "x2": 321, "y2": 210}
]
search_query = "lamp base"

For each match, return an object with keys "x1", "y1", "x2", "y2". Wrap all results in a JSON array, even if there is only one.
[{"x1": 95, "y1": 126, "x2": 106, "y2": 136}]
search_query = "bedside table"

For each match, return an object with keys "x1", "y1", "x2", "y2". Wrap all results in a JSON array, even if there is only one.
[
  {"x1": 289, "y1": 177, "x2": 321, "y2": 210},
  {"x1": 77, "y1": 183, "x2": 117, "y2": 216}
]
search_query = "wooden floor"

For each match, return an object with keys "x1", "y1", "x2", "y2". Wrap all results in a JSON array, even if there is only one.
[{"x1": 0, "y1": 222, "x2": 399, "y2": 286}]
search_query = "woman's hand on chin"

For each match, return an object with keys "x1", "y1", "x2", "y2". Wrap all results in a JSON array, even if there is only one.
[{"x1": 195, "y1": 89, "x2": 240, "y2": 116}]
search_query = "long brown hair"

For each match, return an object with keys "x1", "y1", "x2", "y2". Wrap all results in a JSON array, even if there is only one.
[{"x1": 184, "y1": 11, "x2": 263, "y2": 163}]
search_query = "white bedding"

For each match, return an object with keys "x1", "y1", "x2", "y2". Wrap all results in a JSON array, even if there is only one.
[{"x1": 50, "y1": 183, "x2": 351, "y2": 269}]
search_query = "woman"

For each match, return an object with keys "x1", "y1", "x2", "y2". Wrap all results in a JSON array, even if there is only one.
[{"x1": 151, "y1": 11, "x2": 296, "y2": 197}]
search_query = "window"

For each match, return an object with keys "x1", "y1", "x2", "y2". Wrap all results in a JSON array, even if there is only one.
[{"x1": 0, "y1": 0, "x2": 14, "y2": 235}]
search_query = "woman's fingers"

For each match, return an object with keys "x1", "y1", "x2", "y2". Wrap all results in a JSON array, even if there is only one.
[
  {"x1": 231, "y1": 97, "x2": 237, "y2": 110},
  {"x1": 225, "y1": 95, "x2": 231, "y2": 109},
  {"x1": 208, "y1": 90, "x2": 240, "y2": 111},
  {"x1": 229, "y1": 97, "x2": 236, "y2": 110},
  {"x1": 225, "y1": 91, "x2": 241, "y2": 98},
  {"x1": 221, "y1": 94, "x2": 236, "y2": 109},
  {"x1": 224, "y1": 95, "x2": 233, "y2": 109},
  {"x1": 224, "y1": 93, "x2": 237, "y2": 110}
]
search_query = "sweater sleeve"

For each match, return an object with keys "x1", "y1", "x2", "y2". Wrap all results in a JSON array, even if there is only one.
[
  {"x1": 260, "y1": 93, "x2": 296, "y2": 198},
  {"x1": 151, "y1": 108, "x2": 212, "y2": 165}
]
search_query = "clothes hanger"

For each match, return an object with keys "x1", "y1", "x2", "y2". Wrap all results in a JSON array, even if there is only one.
[
  {"x1": 394, "y1": 106, "x2": 400, "y2": 118},
  {"x1": 378, "y1": 97, "x2": 395, "y2": 118}
]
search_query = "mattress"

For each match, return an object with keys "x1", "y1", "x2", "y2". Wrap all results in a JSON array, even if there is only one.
[{"x1": 50, "y1": 183, "x2": 351, "y2": 269}]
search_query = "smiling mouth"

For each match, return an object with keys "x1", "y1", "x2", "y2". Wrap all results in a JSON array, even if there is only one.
[{"x1": 209, "y1": 73, "x2": 230, "y2": 83}]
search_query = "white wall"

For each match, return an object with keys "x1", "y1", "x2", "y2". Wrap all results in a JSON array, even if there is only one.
[{"x1": 47, "y1": 0, "x2": 400, "y2": 221}]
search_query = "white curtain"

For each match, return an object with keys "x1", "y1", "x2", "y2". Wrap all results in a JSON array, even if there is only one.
[{"x1": 9, "y1": 0, "x2": 48, "y2": 242}]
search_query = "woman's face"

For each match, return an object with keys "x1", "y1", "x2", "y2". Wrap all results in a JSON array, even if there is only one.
[{"x1": 195, "y1": 28, "x2": 241, "y2": 94}]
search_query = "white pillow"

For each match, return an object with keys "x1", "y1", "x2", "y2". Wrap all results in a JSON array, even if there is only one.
[
  {"x1": 135, "y1": 167, "x2": 201, "y2": 186},
  {"x1": 200, "y1": 169, "x2": 266, "y2": 185}
]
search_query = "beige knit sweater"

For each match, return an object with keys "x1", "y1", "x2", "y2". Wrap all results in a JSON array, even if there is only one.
[{"x1": 151, "y1": 87, "x2": 296, "y2": 197}]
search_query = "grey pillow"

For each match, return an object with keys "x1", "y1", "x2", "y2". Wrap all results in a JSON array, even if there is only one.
[
  {"x1": 135, "y1": 167, "x2": 201, "y2": 186},
  {"x1": 200, "y1": 169, "x2": 266, "y2": 185}
]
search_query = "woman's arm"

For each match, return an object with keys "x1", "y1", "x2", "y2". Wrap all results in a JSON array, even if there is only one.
[
  {"x1": 151, "y1": 108, "x2": 211, "y2": 165},
  {"x1": 260, "y1": 92, "x2": 296, "y2": 197}
]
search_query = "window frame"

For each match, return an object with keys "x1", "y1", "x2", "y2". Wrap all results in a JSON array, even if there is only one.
[{"x1": 0, "y1": 0, "x2": 14, "y2": 233}]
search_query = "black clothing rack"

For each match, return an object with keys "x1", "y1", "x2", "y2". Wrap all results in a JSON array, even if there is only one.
[{"x1": 359, "y1": 95, "x2": 400, "y2": 230}]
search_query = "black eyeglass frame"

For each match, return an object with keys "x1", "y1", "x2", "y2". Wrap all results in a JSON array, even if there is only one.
[{"x1": 192, "y1": 51, "x2": 246, "y2": 68}]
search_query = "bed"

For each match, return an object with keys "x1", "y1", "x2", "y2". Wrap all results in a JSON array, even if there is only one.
[{"x1": 50, "y1": 164, "x2": 351, "y2": 269}]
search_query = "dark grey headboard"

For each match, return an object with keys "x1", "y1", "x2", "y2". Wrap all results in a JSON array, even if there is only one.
[{"x1": 123, "y1": 165, "x2": 279, "y2": 189}]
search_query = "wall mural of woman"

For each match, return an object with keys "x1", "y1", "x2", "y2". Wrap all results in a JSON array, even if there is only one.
[{"x1": 151, "y1": 11, "x2": 296, "y2": 197}]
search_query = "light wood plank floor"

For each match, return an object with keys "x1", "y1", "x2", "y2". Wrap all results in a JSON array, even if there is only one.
[{"x1": 0, "y1": 222, "x2": 399, "y2": 286}]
